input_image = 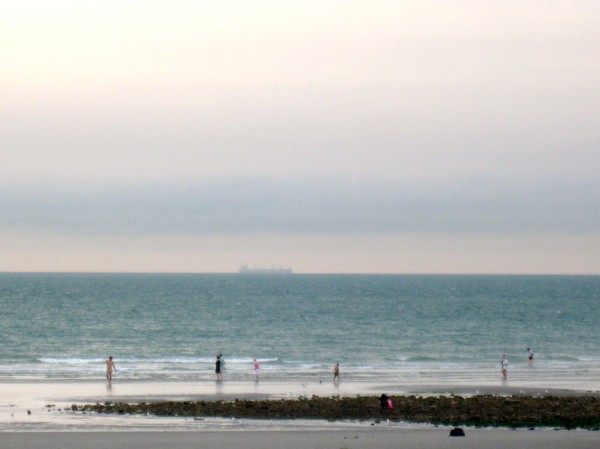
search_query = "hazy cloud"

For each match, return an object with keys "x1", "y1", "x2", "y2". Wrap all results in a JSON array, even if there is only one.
[
  {"x1": 2, "y1": 175, "x2": 598, "y2": 237},
  {"x1": 1, "y1": 1, "x2": 599, "y2": 272}
]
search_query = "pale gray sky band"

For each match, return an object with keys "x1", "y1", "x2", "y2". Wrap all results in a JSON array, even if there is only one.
[{"x1": 2, "y1": 176, "x2": 598, "y2": 236}]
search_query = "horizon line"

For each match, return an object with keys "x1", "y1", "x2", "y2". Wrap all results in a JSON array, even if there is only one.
[{"x1": 0, "y1": 271, "x2": 598, "y2": 276}]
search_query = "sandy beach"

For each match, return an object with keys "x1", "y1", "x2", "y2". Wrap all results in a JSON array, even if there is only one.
[
  {"x1": 4, "y1": 378, "x2": 597, "y2": 427},
  {"x1": 0, "y1": 381, "x2": 598, "y2": 432},
  {"x1": 0, "y1": 379, "x2": 392, "y2": 432},
  {"x1": 2, "y1": 378, "x2": 599, "y2": 449},
  {"x1": 2, "y1": 428, "x2": 599, "y2": 449}
]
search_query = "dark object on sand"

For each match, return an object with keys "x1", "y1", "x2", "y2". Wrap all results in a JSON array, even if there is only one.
[{"x1": 450, "y1": 427, "x2": 465, "y2": 437}]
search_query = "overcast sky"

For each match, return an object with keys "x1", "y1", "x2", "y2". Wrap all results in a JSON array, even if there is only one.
[{"x1": 1, "y1": 1, "x2": 599, "y2": 274}]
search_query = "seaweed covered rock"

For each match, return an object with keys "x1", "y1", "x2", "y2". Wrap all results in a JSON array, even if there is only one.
[{"x1": 72, "y1": 395, "x2": 600, "y2": 430}]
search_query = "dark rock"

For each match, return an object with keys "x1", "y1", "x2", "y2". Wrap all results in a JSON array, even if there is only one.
[{"x1": 450, "y1": 427, "x2": 465, "y2": 437}]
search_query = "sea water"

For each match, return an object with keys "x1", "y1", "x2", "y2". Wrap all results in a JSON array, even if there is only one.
[{"x1": 1, "y1": 273, "x2": 599, "y2": 391}]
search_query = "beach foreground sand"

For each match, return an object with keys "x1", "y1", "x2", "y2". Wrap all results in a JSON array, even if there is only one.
[{"x1": 1, "y1": 429, "x2": 599, "y2": 449}]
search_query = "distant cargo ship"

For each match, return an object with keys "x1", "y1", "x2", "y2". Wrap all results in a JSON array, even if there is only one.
[{"x1": 239, "y1": 265, "x2": 293, "y2": 275}]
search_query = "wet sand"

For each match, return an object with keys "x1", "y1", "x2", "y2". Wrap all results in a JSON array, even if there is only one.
[{"x1": 1, "y1": 428, "x2": 599, "y2": 449}]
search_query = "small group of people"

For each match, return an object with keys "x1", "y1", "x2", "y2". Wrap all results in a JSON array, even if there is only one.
[
  {"x1": 214, "y1": 354, "x2": 261, "y2": 381},
  {"x1": 215, "y1": 356, "x2": 339, "y2": 383},
  {"x1": 103, "y1": 354, "x2": 292, "y2": 383},
  {"x1": 104, "y1": 355, "x2": 340, "y2": 384},
  {"x1": 106, "y1": 350, "x2": 535, "y2": 384},
  {"x1": 501, "y1": 348, "x2": 535, "y2": 379}
]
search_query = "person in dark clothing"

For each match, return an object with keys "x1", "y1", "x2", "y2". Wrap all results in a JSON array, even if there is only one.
[
  {"x1": 379, "y1": 394, "x2": 389, "y2": 409},
  {"x1": 215, "y1": 355, "x2": 223, "y2": 381}
]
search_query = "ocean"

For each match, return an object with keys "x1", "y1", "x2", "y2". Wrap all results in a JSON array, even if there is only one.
[{"x1": 1, "y1": 273, "x2": 599, "y2": 392}]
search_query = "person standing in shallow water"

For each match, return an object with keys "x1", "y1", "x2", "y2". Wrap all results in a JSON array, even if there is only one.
[
  {"x1": 253, "y1": 358, "x2": 260, "y2": 381},
  {"x1": 215, "y1": 355, "x2": 223, "y2": 381},
  {"x1": 333, "y1": 363, "x2": 340, "y2": 383},
  {"x1": 105, "y1": 356, "x2": 116, "y2": 382},
  {"x1": 501, "y1": 355, "x2": 508, "y2": 379},
  {"x1": 527, "y1": 348, "x2": 535, "y2": 364}
]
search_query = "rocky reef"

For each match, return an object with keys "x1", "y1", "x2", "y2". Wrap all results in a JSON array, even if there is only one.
[{"x1": 71, "y1": 395, "x2": 600, "y2": 429}]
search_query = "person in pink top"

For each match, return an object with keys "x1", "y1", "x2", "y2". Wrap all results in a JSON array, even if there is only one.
[{"x1": 253, "y1": 358, "x2": 260, "y2": 381}]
